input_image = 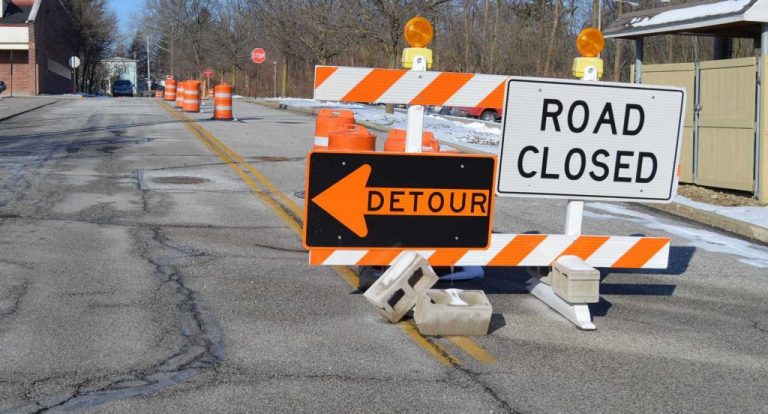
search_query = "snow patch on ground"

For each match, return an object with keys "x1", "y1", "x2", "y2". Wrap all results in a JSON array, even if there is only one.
[
  {"x1": 675, "y1": 195, "x2": 768, "y2": 229},
  {"x1": 585, "y1": 203, "x2": 768, "y2": 268},
  {"x1": 268, "y1": 98, "x2": 502, "y2": 152}
]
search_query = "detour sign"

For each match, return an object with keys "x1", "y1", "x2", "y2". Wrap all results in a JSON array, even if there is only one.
[{"x1": 304, "y1": 152, "x2": 496, "y2": 249}]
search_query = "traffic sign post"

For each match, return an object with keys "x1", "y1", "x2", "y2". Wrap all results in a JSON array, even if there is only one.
[
  {"x1": 304, "y1": 151, "x2": 496, "y2": 249},
  {"x1": 68, "y1": 56, "x2": 80, "y2": 94},
  {"x1": 203, "y1": 69, "x2": 214, "y2": 99}
]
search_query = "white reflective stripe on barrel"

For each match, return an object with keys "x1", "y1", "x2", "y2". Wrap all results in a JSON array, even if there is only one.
[
  {"x1": 314, "y1": 136, "x2": 328, "y2": 146},
  {"x1": 215, "y1": 106, "x2": 232, "y2": 111},
  {"x1": 215, "y1": 93, "x2": 232, "y2": 98},
  {"x1": 184, "y1": 100, "x2": 200, "y2": 104}
]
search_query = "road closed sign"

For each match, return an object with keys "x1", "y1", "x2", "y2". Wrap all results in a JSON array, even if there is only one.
[{"x1": 497, "y1": 77, "x2": 685, "y2": 202}]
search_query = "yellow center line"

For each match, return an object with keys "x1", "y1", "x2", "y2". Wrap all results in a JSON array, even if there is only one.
[
  {"x1": 159, "y1": 102, "x2": 495, "y2": 367},
  {"x1": 446, "y1": 336, "x2": 497, "y2": 364}
]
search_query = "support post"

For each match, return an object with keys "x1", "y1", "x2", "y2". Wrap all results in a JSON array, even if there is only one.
[
  {"x1": 405, "y1": 55, "x2": 427, "y2": 153},
  {"x1": 758, "y1": 25, "x2": 768, "y2": 201},
  {"x1": 634, "y1": 37, "x2": 643, "y2": 84}
]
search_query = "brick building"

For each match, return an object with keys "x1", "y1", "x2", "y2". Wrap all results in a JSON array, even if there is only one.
[{"x1": 0, "y1": 0, "x2": 76, "y2": 96}]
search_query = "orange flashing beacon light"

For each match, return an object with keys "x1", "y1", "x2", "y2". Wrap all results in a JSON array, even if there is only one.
[
  {"x1": 573, "y1": 27, "x2": 604, "y2": 79},
  {"x1": 402, "y1": 16, "x2": 433, "y2": 69}
]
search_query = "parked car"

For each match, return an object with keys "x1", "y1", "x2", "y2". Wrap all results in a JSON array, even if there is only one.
[
  {"x1": 456, "y1": 106, "x2": 502, "y2": 122},
  {"x1": 0, "y1": 80, "x2": 6, "y2": 94},
  {"x1": 111, "y1": 80, "x2": 134, "y2": 97}
]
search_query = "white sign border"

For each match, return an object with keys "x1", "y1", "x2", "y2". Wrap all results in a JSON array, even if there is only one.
[{"x1": 496, "y1": 76, "x2": 686, "y2": 203}]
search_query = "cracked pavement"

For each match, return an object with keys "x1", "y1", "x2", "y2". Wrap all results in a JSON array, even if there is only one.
[{"x1": 0, "y1": 98, "x2": 767, "y2": 413}]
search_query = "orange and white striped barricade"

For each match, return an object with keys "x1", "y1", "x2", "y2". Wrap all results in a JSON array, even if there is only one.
[
  {"x1": 164, "y1": 79, "x2": 176, "y2": 102},
  {"x1": 183, "y1": 80, "x2": 201, "y2": 112},
  {"x1": 213, "y1": 83, "x2": 233, "y2": 120},
  {"x1": 175, "y1": 81, "x2": 185, "y2": 109},
  {"x1": 308, "y1": 65, "x2": 683, "y2": 331}
]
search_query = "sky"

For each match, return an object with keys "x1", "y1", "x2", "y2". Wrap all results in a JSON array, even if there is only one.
[{"x1": 108, "y1": 0, "x2": 144, "y2": 37}]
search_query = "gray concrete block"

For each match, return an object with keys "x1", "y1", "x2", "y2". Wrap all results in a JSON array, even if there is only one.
[
  {"x1": 414, "y1": 289, "x2": 492, "y2": 336},
  {"x1": 363, "y1": 252, "x2": 438, "y2": 323},
  {"x1": 551, "y1": 255, "x2": 600, "y2": 304}
]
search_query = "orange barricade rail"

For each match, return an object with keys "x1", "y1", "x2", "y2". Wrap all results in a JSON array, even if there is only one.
[
  {"x1": 314, "y1": 65, "x2": 507, "y2": 107},
  {"x1": 309, "y1": 234, "x2": 670, "y2": 268}
]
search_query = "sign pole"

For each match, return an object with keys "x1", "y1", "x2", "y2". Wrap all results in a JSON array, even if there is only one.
[{"x1": 405, "y1": 55, "x2": 426, "y2": 153}]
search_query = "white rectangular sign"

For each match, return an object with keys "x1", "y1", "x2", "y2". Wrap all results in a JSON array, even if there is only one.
[{"x1": 496, "y1": 77, "x2": 686, "y2": 202}]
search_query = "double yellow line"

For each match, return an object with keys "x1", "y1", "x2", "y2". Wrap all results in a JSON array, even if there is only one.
[{"x1": 160, "y1": 102, "x2": 496, "y2": 366}]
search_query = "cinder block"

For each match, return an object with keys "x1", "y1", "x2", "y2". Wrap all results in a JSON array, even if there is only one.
[
  {"x1": 551, "y1": 255, "x2": 600, "y2": 304},
  {"x1": 363, "y1": 252, "x2": 438, "y2": 323},
  {"x1": 414, "y1": 289, "x2": 492, "y2": 336}
]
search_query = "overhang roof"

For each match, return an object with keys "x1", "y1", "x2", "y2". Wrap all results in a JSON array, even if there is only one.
[
  {"x1": 0, "y1": 3, "x2": 33, "y2": 24},
  {"x1": 604, "y1": 0, "x2": 768, "y2": 39}
]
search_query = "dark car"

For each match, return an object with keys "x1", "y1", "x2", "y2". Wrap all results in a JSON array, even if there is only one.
[
  {"x1": 112, "y1": 80, "x2": 133, "y2": 97},
  {"x1": 0, "y1": 80, "x2": 6, "y2": 94}
]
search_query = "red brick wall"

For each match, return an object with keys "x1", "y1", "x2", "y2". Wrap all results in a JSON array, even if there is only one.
[{"x1": 0, "y1": 48, "x2": 35, "y2": 96}]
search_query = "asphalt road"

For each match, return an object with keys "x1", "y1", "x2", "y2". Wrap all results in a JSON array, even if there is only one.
[{"x1": 0, "y1": 97, "x2": 766, "y2": 413}]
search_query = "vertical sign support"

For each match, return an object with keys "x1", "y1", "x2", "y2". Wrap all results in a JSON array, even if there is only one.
[{"x1": 405, "y1": 55, "x2": 427, "y2": 153}]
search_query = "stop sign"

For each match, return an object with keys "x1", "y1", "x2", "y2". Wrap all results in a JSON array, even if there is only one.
[
  {"x1": 251, "y1": 48, "x2": 266, "y2": 64},
  {"x1": 203, "y1": 69, "x2": 214, "y2": 78}
]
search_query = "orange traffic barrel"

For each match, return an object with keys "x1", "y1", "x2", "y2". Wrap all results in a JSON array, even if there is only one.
[
  {"x1": 315, "y1": 109, "x2": 355, "y2": 149},
  {"x1": 328, "y1": 125, "x2": 376, "y2": 151},
  {"x1": 213, "y1": 83, "x2": 233, "y2": 120},
  {"x1": 175, "y1": 81, "x2": 185, "y2": 109},
  {"x1": 183, "y1": 80, "x2": 201, "y2": 112},
  {"x1": 207, "y1": 87, "x2": 215, "y2": 100},
  {"x1": 155, "y1": 90, "x2": 163, "y2": 98},
  {"x1": 164, "y1": 79, "x2": 176, "y2": 101},
  {"x1": 383, "y1": 129, "x2": 440, "y2": 152}
]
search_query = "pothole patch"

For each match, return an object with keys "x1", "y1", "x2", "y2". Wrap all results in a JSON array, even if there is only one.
[{"x1": 152, "y1": 176, "x2": 210, "y2": 185}]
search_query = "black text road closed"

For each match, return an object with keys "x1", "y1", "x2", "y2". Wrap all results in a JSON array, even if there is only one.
[
  {"x1": 304, "y1": 151, "x2": 496, "y2": 249},
  {"x1": 496, "y1": 77, "x2": 686, "y2": 202}
]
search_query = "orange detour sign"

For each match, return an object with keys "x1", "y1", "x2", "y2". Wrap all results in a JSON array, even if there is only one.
[{"x1": 304, "y1": 151, "x2": 496, "y2": 249}]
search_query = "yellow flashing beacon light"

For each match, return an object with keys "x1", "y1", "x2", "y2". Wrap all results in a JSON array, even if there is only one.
[
  {"x1": 572, "y1": 27, "x2": 604, "y2": 79},
  {"x1": 402, "y1": 16, "x2": 433, "y2": 69}
]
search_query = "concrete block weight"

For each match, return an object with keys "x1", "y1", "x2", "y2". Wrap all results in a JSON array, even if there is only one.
[
  {"x1": 551, "y1": 255, "x2": 600, "y2": 304},
  {"x1": 363, "y1": 252, "x2": 439, "y2": 323},
  {"x1": 414, "y1": 289, "x2": 492, "y2": 336}
]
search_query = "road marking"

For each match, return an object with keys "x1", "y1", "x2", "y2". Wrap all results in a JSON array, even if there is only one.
[
  {"x1": 447, "y1": 336, "x2": 497, "y2": 364},
  {"x1": 401, "y1": 321, "x2": 459, "y2": 366},
  {"x1": 159, "y1": 102, "x2": 495, "y2": 366}
]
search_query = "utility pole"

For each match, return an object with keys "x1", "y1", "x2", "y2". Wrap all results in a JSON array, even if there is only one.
[{"x1": 147, "y1": 34, "x2": 151, "y2": 95}]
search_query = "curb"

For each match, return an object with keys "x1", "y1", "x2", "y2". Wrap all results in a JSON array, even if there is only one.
[
  {"x1": 247, "y1": 99, "x2": 768, "y2": 245},
  {"x1": 643, "y1": 202, "x2": 768, "y2": 245},
  {"x1": 0, "y1": 99, "x2": 62, "y2": 122}
]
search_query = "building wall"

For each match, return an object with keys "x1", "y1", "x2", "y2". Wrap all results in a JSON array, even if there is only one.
[
  {"x1": 0, "y1": 0, "x2": 75, "y2": 95},
  {"x1": 33, "y1": 0, "x2": 75, "y2": 94}
]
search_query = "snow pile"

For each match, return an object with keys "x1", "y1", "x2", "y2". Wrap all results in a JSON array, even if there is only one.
[
  {"x1": 268, "y1": 98, "x2": 502, "y2": 152},
  {"x1": 675, "y1": 195, "x2": 768, "y2": 229}
]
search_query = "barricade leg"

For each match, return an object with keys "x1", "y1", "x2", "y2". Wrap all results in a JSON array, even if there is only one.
[{"x1": 527, "y1": 255, "x2": 599, "y2": 330}]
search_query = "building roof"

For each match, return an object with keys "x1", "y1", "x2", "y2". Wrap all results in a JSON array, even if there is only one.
[
  {"x1": 604, "y1": 0, "x2": 768, "y2": 39},
  {"x1": 0, "y1": 3, "x2": 34, "y2": 24}
]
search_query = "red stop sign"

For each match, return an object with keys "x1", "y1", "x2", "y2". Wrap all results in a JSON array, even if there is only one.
[
  {"x1": 203, "y1": 69, "x2": 214, "y2": 78},
  {"x1": 251, "y1": 48, "x2": 266, "y2": 64}
]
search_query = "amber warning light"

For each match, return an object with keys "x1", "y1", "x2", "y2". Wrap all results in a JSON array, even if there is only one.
[
  {"x1": 404, "y1": 16, "x2": 433, "y2": 48},
  {"x1": 576, "y1": 27, "x2": 605, "y2": 58}
]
